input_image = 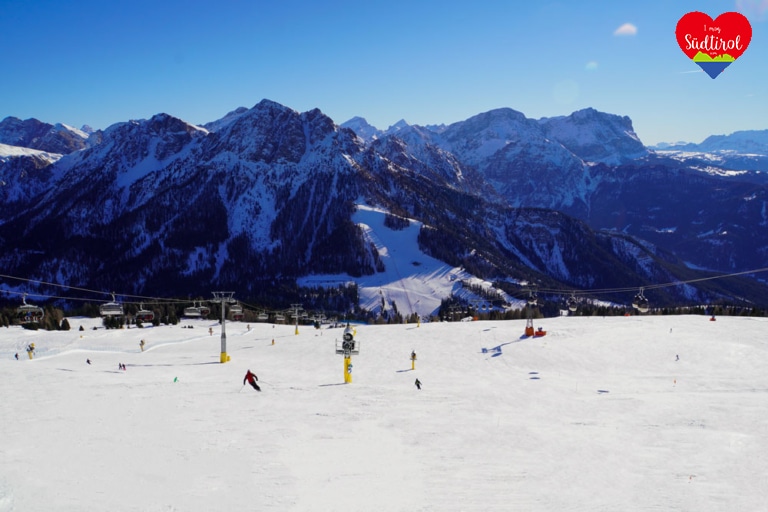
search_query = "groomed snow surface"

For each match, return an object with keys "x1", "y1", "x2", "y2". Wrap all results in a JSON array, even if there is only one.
[{"x1": 2, "y1": 314, "x2": 767, "y2": 511}]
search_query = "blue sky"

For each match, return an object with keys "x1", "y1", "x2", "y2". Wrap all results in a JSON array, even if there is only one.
[{"x1": 1, "y1": 0, "x2": 766, "y2": 145}]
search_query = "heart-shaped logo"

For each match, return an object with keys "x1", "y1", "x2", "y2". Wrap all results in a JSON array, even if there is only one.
[{"x1": 675, "y1": 11, "x2": 752, "y2": 79}]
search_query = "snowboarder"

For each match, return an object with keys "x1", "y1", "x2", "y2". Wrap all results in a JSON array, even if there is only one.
[
  {"x1": 415, "y1": 378, "x2": 422, "y2": 390},
  {"x1": 243, "y1": 369, "x2": 261, "y2": 391},
  {"x1": 86, "y1": 358, "x2": 91, "y2": 365}
]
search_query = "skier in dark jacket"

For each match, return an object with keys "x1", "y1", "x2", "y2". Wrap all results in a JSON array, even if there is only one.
[
  {"x1": 244, "y1": 369, "x2": 261, "y2": 391},
  {"x1": 415, "y1": 378, "x2": 422, "y2": 390}
]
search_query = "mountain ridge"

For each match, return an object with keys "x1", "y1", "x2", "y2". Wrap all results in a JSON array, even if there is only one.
[{"x1": 1, "y1": 100, "x2": 767, "y2": 315}]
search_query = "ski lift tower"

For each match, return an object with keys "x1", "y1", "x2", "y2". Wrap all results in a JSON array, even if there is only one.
[
  {"x1": 335, "y1": 323, "x2": 360, "y2": 383},
  {"x1": 211, "y1": 291, "x2": 236, "y2": 363},
  {"x1": 524, "y1": 288, "x2": 538, "y2": 337}
]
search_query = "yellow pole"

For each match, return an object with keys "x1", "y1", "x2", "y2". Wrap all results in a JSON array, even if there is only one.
[
  {"x1": 344, "y1": 356, "x2": 352, "y2": 383},
  {"x1": 411, "y1": 358, "x2": 415, "y2": 370}
]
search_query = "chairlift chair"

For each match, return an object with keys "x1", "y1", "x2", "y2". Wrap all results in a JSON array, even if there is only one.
[
  {"x1": 632, "y1": 289, "x2": 650, "y2": 313},
  {"x1": 183, "y1": 302, "x2": 202, "y2": 317},
  {"x1": 135, "y1": 304, "x2": 155, "y2": 323},
  {"x1": 17, "y1": 294, "x2": 44, "y2": 324},
  {"x1": 229, "y1": 303, "x2": 244, "y2": 321},
  {"x1": 99, "y1": 293, "x2": 124, "y2": 317}
]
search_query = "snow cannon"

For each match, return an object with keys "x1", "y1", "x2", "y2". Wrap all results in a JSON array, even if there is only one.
[{"x1": 336, "y1": 323, "x2": 360, "y2": 383}]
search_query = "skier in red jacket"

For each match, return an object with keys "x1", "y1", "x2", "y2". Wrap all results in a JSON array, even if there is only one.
[{"x1": 243, "y1": 369, "x2": 260, "y2": 391}]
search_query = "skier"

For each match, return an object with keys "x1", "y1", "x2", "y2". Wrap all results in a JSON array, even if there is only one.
[
  {"x1": 14, "y1": 353, "x2": 18, "y2": 360},
  {"x1": 86, "y1": 358, "x2": 91, "y2": 365},
  {"x1": 243, "y1": 369, "x2": 261, "y2": 391},
  {"x1": 415, "y1": 378, "x2": 422, "y2": 390},
  {"x1": 676, "y1": 354, "x2": 679, "y2": 361}
]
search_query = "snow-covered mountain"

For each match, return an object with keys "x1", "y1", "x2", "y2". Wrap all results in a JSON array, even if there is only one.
[
  {"x1": 664, "y1": 129, "x2": 768, "y2": 154},
  {"x1": 2, "y1": 100, "x2": 767, "y2": 315},
  {"x1": 0, "y1": 116, "x2": 90, "y2": 154},
  {"x1": 342, "y1": 107, "x2": 768, "y2": 277},
  {"x1": 651, "y1": 129, "x2": 768, "y2": 173},
  {"x1": 340, "y1": 116, "x2": 381, "y2": 143},
  {"x1": 436, "y1": 108, "x2": 591, "y2": 213},
  {"x1": 201, "y1": 106, "x2": 249, "y2": 133},
  {"x1": 344, "y1": 107, "x2": 649, "y2": 215},
  {"x1": 0, "y1": 142, "x2": 63, "y2": 205},
  {"x1": 538, "y1": 107, "x2": 648, "y2": 165}
]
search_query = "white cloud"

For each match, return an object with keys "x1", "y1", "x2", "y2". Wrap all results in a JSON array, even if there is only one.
[
  {"x1": 614, "y1": 23, "x2": 638, "y2": 36},
  {"x1": 585, "y1": 61, "x2": 599, "y2": 71}
]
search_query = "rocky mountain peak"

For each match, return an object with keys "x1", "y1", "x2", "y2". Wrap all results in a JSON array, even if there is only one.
[
  {"x1": 538, "y1": 108, "x2": 647, "y2": 164},
  {"x1": 0, "y1": 116, "x2": 88, "y2": 154}
]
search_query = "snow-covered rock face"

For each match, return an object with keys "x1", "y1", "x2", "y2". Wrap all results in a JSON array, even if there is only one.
[
  {"x1": 201, "y1": 106, "x2": 249, "y2": 133},
  {"x1": 340, "y1": 116, "x2": 381, "y2": 143},
  {"x1": 0, "y1": 143, "x2": 62, "y2": 206},
  {"x1": 0, "y1": 116, "x2": 89, "y2": 154},
  {"x1": 439, "y1": 108, "x2": 538, "y2": 167},
  {"x1": 538, "y1": 108, "x2": 648, "y2": 165}
]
